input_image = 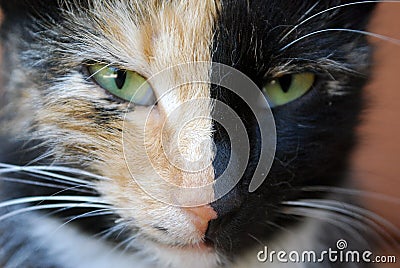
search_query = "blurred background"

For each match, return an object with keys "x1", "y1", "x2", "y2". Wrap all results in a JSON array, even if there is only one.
[
  {"x1": 352, "y1": 2, "x2": 400, "y2": 265},
  {"x1": 353, "y1": 2, "x2": 400, "y2": 231}
]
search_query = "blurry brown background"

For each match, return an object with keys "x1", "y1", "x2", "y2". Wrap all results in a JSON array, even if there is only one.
[{"x1": 353, "y1": 2, "x2": 400, "y2": 236}]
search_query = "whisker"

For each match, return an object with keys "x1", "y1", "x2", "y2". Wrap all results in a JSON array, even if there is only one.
[
  {"x1": 297, "y1": 1, "x2": 321, "y2": 22},
  {"x1": 282, "y1": 200, "x2": 400, "y2": 249},
  {"x1": 0, "y1": 163, "x2": 111, "y2": 182},
  {"x1": 0, "y1": 167, "x2": 93, "y2": 187},
  {"x1": 26, "y1": 149, "x2": 55, "y2": 166},
  {"x1": 306, "y1": 199, "x2": 400, "y2": 237},
  {"x1": 280, "y1": 28, "x2": 400, "y2": 52},
  {"x1": 300, "y1": 186, "x2": 400, "y2": 204},
  {"x1": 1, "y1": 205, "x2": 115, "y2": 267},
  {"x1": 59, "y1": 208, "x2": 115, "y2": 230},
  {"x1": 120, "y1": 236, "x2": 139, "y2": 256},
  {"x1": 247, "y1": 233, "x2": 266, "y2": 248},
  {"x1": 280, "y1": 0, "x2": 400, "y2": 42},
  {"x1": 0, "y1": 195, "x2": 108, "y2": 209},
  {"x1": 95, "y1": 222, "x2": 129, "y2": 241},
  {"x1": 0, "y1": 203, "x2": 112, "y2": 222},
  {"x1": 112, "y1": 235, "x2": 137, "y2": 255},
  {"x1": 281, "y1": 207, "x2": 373, "y2": 247},
  {"x1": 44, "y1": 185, "x2": 97, "y2": 200},
  {"x1": 85, "y1": 61, "x2": 117, "y2": 80},
  {"x1": 0, "y1": 165, "x2": 99, "y2": 192},
  {"x1": 0, "y1": 176, "x2": 94, "y2": 194},
  {"x1": 20, "y1": 171, "x2": 94, "y2": 188},
  {"x1": 284, "y1": 199, "x2": 400, "y2": 235},
  {"x1": 283, "y1": 206, "x2": 400, "y2": 252}
]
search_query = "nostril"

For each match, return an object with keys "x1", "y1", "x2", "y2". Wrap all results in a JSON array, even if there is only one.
[{"x1": 184, "y1": 205, "x2": 218, "y2": 235}]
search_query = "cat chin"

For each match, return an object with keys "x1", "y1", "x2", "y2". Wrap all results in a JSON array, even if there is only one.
[
  {"x1": 24, "y1": 213, "x2": 222, "y2": 268},
  {"x1": 140, "y1": 239, "x2": 223, "y2": 268}
]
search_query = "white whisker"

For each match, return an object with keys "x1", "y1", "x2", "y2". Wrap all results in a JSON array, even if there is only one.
[
  {"x1": 0, "y1": 195, "x2": 108, "y2": 209},
  {"x1": 247, "y1": 233, "x2": 266, "y2": 248},
  {"x1": 280, "y1": 28, "x2": 400, "y2": 52},
  {"x1": 0, "y1": 176, "x2": 94, "y2": 194},
  {"x1": 284, "y1": 200, "x2": 400, "y2": 234},
  {"x1": 112, "y1": 235, "x2": 137, "y2": 255},
  {"x1": 0, "y1": 168, "x2": 91, "y2": 189},
  {"x1": 282, "y1": 207, "x2": 373, "y2": 247},
  {"x1": 58, "y1": 209, "x2": 115, "y2": 230},
  {"x1": 95, "y1": 222, "x2": 129, "y2": 241},
  {"x1": 85, "y1": 61, "x2": 117, "y2": 80},
  {"x1": 0, "y1": 163, "x2": 111, "y2": 181},
  {"x1": 21, "y1": 171, "x2": 94, "y2": 188},
  {"x1": 282, "y1": 199, "x2": 400, "y2": 249},
  {"x1": 0, "y1": 168, "x2": 92, "y2": 187},
  {"x1": 280, "y1": 1, "x2": 400, "y2": 42},
  {"x1": 46, "y1": 184, "x2": 97, "y2": 198},
  {"x1": 298, "y1": 1, "x2": 321, "y2": 22},
  {"x1": 0, "y1": 203, "x2": 112, "y2": 222},
  {"x1": 300, "y1": 186, "x2": 400, "y2": 204},
  {"x1": 26, "y1": 149, "x2": 55, "y2": 166},
  {"x1": 306, "y1": 199, "x2": 400, "y2": 236}
]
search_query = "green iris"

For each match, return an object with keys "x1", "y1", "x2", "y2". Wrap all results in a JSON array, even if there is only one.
[
  {"x1": 263, "y1": 73, "x2": 315, "y2": 107},
  {"x1": 88, "y1": 64, "x2": 155, "y2": 106}
]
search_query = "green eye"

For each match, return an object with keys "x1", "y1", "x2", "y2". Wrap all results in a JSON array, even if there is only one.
[
  {"x1": 262, "y1": 73, "x2": 315, "y2": 107},
  {"x1": 88, "y1": 64, "x2": 155, "y2": 106}
]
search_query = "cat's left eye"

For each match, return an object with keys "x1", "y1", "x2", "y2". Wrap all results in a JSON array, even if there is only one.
[
  {"x1": 87, "y1": 64, "x2": 156, "y2": 106},
  {"x1": 262, "y1": 73, "x2": 315, "y2": 107}
]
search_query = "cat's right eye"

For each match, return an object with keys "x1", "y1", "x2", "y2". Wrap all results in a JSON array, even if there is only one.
[{"x1": 87, "y1": 64, "x2": 156, "y2": 106}]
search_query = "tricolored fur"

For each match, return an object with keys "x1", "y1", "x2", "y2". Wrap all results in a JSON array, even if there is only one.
[{"x1": 0, "y1": 0, "x2": 385, "y2": 267}]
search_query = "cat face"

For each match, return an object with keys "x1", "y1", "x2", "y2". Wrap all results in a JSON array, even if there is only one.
[{"x1": 0, "y1": 0, "x2": 376, "y2": 260}]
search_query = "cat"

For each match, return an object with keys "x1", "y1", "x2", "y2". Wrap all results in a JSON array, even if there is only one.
[{"x1": 0, "y1": 0, "x2": 391, "y2": 267}]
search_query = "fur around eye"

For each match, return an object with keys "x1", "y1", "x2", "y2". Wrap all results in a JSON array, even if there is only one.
[
  {"x1": 262, "y1": 73, "x2": 315, "y2": 107},
  {"x1": 87, "y1": 64, "x2": 156, "y2": 106}
]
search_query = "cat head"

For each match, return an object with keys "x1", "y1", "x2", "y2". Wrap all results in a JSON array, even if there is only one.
[{"x1": 0, "y1": 0, "x2": 377, "y2": 258}]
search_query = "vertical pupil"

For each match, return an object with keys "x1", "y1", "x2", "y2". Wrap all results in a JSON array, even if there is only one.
[
  {"x1": 115, "y1": 69, "x2": 127, "y2": 89},
  {"x1": 278, "y1": 75, "x2": 293, "y2": 93}
]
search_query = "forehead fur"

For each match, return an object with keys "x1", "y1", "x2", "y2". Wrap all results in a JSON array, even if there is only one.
[{"x1": 41, "y1": 1, "x2": 218, "y2": 69}]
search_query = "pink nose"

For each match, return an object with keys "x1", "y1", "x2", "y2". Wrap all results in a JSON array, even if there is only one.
[{"x1": 184, "y1": 205, "x2": 218, "y2": 235}]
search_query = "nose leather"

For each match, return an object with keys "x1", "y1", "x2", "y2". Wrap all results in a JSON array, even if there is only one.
[{"x1": 184, "y1": 205, "x2": 218, "y2": 235}]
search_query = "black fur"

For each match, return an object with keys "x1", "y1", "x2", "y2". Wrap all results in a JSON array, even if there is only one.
[{"x1": 208, "y1": 0, "x2": 376, "y2": 259}]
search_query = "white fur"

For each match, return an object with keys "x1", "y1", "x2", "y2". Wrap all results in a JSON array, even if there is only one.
[{"x1": 24, "y1": 213, "x2": 318, "y2": 268}]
